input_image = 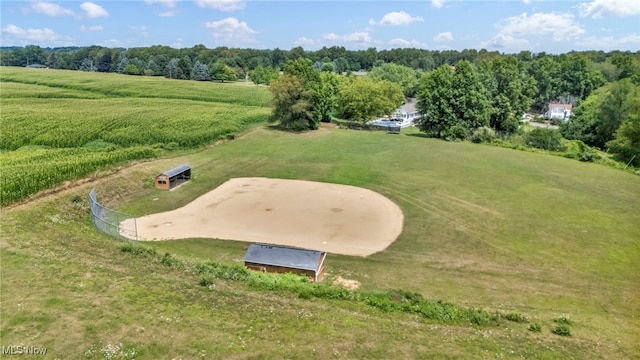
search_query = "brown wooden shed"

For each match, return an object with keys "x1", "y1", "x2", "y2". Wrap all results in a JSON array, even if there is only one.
[
  {"x1": 154, "y1": 164, "x2": 191, "y2": 190},
  {"x1": 244, "y1": 244, "x2": 327, "y2": 282}
]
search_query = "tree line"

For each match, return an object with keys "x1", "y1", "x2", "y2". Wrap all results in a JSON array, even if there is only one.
[{"x1": 2, "y1": 44, "x2": 638, "y2": 165}]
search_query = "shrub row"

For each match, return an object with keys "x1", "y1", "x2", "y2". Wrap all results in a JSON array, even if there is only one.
[{"x1": 119, "y1": 244, "x2": 576, "y2": 332}]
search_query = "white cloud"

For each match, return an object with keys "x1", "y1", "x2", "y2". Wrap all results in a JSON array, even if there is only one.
[
  {"x1": 498, "y1": 12, "x2": 585, "y2": 41},
  {"x1": 130, "y1": 25, "x2": 150, "y2": 38},
  {"x1": 579, "y1": 0, "x2": 640, "y2": 18},
  {"x1": 323, "y1": 31, "x2": 372, "y2": 46},
  {"x1": 576, "y1": 33, "x2": 640, "y2": 50},
  {"x1": 432, "y1": 0, "x2": 446, "y2": 9},
  {"x1": 481, "y1": 34, "x2": 530, "y2": 49},
  {"x1": 433, "y1": 32, "x2": 453, "y2": 42},
  {"x1": 80, "y1": 2, "x2": 108, "y2": 19},
  {"x1": 1, "y1": 24, "x2": 65, "y2": 42},
  {"x1": 196, "y1": 0, "x2": 245, "y2": 12},
  {"x1": 145, "y1": 0, "x2": 178, "y2": 17},
  {"x1": 372, "y1": 11, "x2": 423, "y2": 26},
  {"x1": 145, "y1": 0, "x2": 177, "y2": 6},
  {"x1": 294, "y1": 37, "x2": 315, "y2": 47},
  {"x1": 522, "y1": 0, "x2": 531, "y2": 4},
  {"x1": 31, "y1": 2, "x2": 74, "y2": 17},
  {"x1": 389, "y1": 38, "x2": 428, "y2": 49},
  {"x1": 80, "y1": 25, "x2": 103, "y2": 31},
  {"x1": 159, "y1": 11, "x2": 177, "y2": 17},
  {"x1": 205, "y1": 17, "x2": 257, "y2": 44}
]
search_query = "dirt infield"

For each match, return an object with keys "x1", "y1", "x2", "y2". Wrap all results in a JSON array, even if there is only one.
[{"x1": 121, "y1": 177, "x2": 404, "y2": 256}]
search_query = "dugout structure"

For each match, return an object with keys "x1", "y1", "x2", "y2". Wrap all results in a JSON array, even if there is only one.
[
  {"x1": 244, "y1": 243, "x2": 327, "y2": 282},
  {"x1": 155, "y1": 164, "x2": 191, "y2": 190}
]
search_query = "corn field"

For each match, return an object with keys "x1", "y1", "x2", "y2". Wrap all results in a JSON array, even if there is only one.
[{"x1": 0, "y1": 67, "x2": 272, "y2": 206}]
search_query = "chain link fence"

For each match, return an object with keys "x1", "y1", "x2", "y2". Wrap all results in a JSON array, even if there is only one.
[{"x1": 89, "y1": 188, "x2": 137, "y2": 241}]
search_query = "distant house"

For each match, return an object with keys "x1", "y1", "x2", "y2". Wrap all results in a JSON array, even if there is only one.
[
  {"x1": 244, "y1": 243, "x2": 327, "y2": 282},
  {"x1": 392, "y1": 98, "x2": 420, "y2": 123},
  {"x1": 26, "y1": 64, "x2": 47, "y2": 69},
  {"x1": 546, "y1": 103, "x2": 572, "y2": 121}
]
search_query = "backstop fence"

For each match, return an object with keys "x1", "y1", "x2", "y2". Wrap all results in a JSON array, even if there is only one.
[{"x1": 89, "y1": 188, "x2": 138, "y2": 241}]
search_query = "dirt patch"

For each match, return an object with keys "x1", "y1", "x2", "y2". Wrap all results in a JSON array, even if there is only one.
[
  {"x1": 121, "y1": 177, "x2": 404, "y2": 256},
  {"x1": 333, "y1": 276, "x2": 361, "y2": 290}
]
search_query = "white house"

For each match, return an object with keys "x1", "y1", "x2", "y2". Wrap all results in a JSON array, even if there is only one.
[
  {"x1": 392, "y1": 98, "x2": 420, "y2": 123},
  {"x1": 546, "y1": 103, "x2": 572, "y2": 121}
]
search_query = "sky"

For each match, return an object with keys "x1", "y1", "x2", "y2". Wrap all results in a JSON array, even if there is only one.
[{"x1": 1, "y1": 0, "x2": 639, "y2": 53}]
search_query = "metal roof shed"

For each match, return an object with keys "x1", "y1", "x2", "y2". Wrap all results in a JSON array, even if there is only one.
[
  {"x1": 154, "y1": 164, "x2": 191, "y2": 190},
  {"x1": 244, "y1": 244, "x2": 327, "y2": 282}
]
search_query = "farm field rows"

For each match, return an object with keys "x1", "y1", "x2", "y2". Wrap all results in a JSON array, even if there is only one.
[
  {"x1": 2, "y1": 121, "x2": 639, "y2": 358},
  {"x1": 0, "y1": 67, "x2": 271, "y2": 206}
]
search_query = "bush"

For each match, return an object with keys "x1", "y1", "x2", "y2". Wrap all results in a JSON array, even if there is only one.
[
  {"x1": 505, "y1": 313, "x2": 529, "y2": 323},
  {"x1": 471, "y1": 126, "x2": 496, "y2": 143},
  {"x1": 552, "y1": 324, "x2": 571, "y2": 336},
  {"x1": 524, "y1": 128, "x2": 567, "y2": 151},
  {"x1": 160, "y1": 252, "x2": 184, "y2": 269},
  {"x1": 120, "y1": 244, "x2": 157, "y2": 258},
  {"x1": 528, "y1": 322, "x2": 542, "y2": 332},
  {"x1": 198, "y1": 276, "x2": 215, "y2": 289},
  {"x1": 442, "y1": 124, "x2": 467, "y2": 141},
  {"x1": 554, "y1": 314, "x2": 573, "y2": 325}
]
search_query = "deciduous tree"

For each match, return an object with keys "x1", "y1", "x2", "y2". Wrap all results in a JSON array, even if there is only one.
[{"x1": 269, "y1": 74, "x2": 316, "y2": 131}]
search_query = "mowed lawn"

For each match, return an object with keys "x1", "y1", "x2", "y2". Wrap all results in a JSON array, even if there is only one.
[{"x1": 2, "y1": 124, "x2": 639, "y2": 358}]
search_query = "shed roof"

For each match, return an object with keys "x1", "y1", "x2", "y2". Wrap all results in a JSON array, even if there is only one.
[
  {"x1": 160, "y1": 164, "x2": 191, "y2": 178},
  {"x1": 244, "y1": 244, "x2": 326, "y2": 271}
]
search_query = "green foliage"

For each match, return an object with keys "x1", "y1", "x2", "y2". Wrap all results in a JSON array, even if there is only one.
[
  {"x1": 269, "y1": 74, "x2": 316, "y2": 131},
  {"x1": 554, "y1": 314, "x2": 573, "y2": 325},
  {"x1": 524, "y1": 128, "x2": 567, "y2": 152},
  {"x1": 0, "y1": 68, "x2": 271, "y2": 205},
  {"x1": 210, "y1": 61, "x2": 237, "y2": 82},
  {"x1": 315, "y1": 72, "x2": 343, "y2": 122},
  {"x1": 368, "y1": 62, "x2": 419, "y2": 97},
  {"x1": 0, "y1": 147, "x2": 156, "y2": 206},
  {"x1": 552, "y1": 324, "x2": 572, "y2": 336},
  {"x1": 120, "y1": 244, "x2": 157, "y2": 258},
  {"x1": 528, "y1": 322, "x2": 542, "y2": 332},
  {"x1": 561, "y1": 79, "x2": 639, "y2": 150},
  {"x1": 417, "y1": 60, "x2": 490, "y2": 138},
  {"x1": 416, "y1": 64, "x2": 456, "y2": 137},
  {"x1": 337, "y1": 76, "x2": 404, "y2": 125},
  {"x1": 471, "y1": 126, "x2": 496, "y2": 143},
  {"x1": 504, "y1": 313, "x2": 529, "y2": 323},
  {"x1": 191, "y1": 61, "x2": 210, "y2": 81},
  {"x1": 160, "y1": 253, "x2": 185, "y2": 269},
  {"x1": 607, "y1": 109, "x2": 640, "y2": 166},
  {"x1": 249, "y1": 65, "x2": 279, "y2": 86}
]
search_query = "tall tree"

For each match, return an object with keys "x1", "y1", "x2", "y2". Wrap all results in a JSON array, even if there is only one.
[
  {"x1": 269, "y1": 74, "x2": 315, "y2": 130},
  {"x1": 478, "y1": 56, "x2": 536, "y2": 135},
  {"x1": 337, "y1": 76, "x2": 404, "y2": 125},
  {"x1": 368, "y1": 63, "x2": 419, "y2": 98},
  {"x1": 607, "y1": 98, "x2": 640, "y2": 165},
  {"x1": 416, "y1": 65, "x2": 457, "y2": 137},
  {"x1": 450, "y1": 60, "x2": 490, "y2": 132},
  {"x1": 191, "y1": 61, "x2": 211, "y2": 81},
  {"x1": 315, "y1": 72, "x2": 343, "y2": 122}
]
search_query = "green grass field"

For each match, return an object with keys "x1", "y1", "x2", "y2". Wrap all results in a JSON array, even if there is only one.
[
  {"x1": 0, "y1": 67, "x2": 271, "y2": 205},
  {"x1": 2, "y1": 118, "x2": 639, "y2": 358}
]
